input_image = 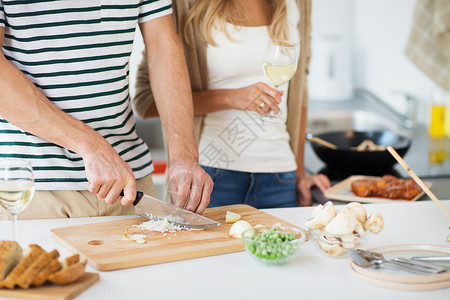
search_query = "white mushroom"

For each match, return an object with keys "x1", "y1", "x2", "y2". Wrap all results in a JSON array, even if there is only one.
[
  {"x1": 317, "y1": 241, "x2": 347, "y2": 257},
  {"x1": 324, "y1": 207, "x2": 362, "y2": 236},
  {"x1": 345, "y1": 202, "x2": 367, "y2": 225},
  {"x1": 364, "y1": 209, "x2": 384, "y2": 234},
  {"x1": 305, "y1": 201, "x2": 337, "y2": 230}
]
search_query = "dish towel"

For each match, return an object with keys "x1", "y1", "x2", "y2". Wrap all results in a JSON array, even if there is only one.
[{"x1": 405, "y1": 0, "x2": 450, "y2": 92}]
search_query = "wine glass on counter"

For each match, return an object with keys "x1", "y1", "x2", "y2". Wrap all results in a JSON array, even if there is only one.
[
  {"x1": 262, "y1": 39, "x2": 298, "y2": 117},
  {"x1": 0, "y1": 159, "x2": 35, "y2": 241}
]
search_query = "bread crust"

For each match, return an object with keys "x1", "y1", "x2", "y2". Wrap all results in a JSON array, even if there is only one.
[
  {"x1": 2, "y1": 244, "x2": 44, "y2": 289},
  {"x1": 17, "y1": 249, "x2": 60, "y2": 289},
  {"x1": 0, "y1": 241, "x2": 23, "y2": 283},
  {"x1": 0, "y1": 243, "x2": 86, "y2": 289},
  {"x1": 64, "y1": 254, "x2": 80, "y2": 267},
  {"x1": 32, "y1": 257, "x2": 62, "y2": 287},
  {"x1": 48, "y1": 260, "x2": 87, "y2": 285}
]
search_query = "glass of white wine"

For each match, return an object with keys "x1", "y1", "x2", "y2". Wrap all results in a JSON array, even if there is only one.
[
  {"x1": 0, "y1": 159, "x2": 35, "y2": 241},
  {"x1": 262, "y1": 39, "x2": 298, "y2": 117}
]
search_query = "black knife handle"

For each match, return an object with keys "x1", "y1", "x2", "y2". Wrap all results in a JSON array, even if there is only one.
[{"x1": 119, "y1": 190, "x2": 144, "y2": 206}]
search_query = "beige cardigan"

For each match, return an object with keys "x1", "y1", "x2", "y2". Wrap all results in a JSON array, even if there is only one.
[{"x1": 133, "y1": 0, "x2": 312, "y2": 174}]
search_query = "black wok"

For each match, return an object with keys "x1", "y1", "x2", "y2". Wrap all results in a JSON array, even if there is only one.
[{"x1": 309, "y1": 130, "x2": 411, "y2": 172}]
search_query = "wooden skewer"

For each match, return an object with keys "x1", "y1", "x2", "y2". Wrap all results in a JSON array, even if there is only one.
[
  {"x1": 309, "y1": 137, "x2": 338, "y2": 150},
  {"x1": 387, "y1": 146, "x2": 450, "y2": 218}
]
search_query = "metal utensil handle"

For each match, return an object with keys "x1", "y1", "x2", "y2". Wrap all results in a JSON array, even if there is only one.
[
  {"x1": 411, "y1": 256, "x2": 450, "y2": 262},
  {"x1": 382, "y1": 259, "x2": 441, "y2": 274},
  {"x1": 394, "y1": 258, "x2": 448, "y2": 273}
]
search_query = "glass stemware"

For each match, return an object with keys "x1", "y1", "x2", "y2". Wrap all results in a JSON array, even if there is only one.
[
  {"x1": 0, "y1": 159, "x2": 35, "y2": 241},
  {"x1": 262, "y1": 39, "x2": 298, "y2": 118}
]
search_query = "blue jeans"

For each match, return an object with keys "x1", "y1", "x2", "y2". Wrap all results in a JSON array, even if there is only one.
[{"x1": 202, "y1": 166, "x2": 298, "y2": 209}]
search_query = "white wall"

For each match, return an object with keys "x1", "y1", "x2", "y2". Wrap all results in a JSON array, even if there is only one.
[
  {"x1": 129, "y1": 1, "x2": 441, "y2": 125},
  {"x1": 129, "y1": 27, "x2": 145, "y2": 101},
  {"x1": 310, "y1": 0, "x2": 440, "y2": 124}
]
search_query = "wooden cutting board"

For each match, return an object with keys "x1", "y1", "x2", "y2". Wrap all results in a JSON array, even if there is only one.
[
  {"x1": 0, "y1": 272, "x2": 99, "y2": 300},
  {"x1": 51, "y1": 204, "x2": 305, "y2": 271}
]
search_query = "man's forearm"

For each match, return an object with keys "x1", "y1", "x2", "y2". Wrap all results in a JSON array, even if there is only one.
[{"x1": 140, "y1": 16, "x2": 199, "y2": 164}]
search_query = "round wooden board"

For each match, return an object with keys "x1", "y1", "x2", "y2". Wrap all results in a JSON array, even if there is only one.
[
  {"x1": 351, "y1": 263, "x2": 450, "y2": 290},
  {"x1": 349, "y1": 244, "x2": 450, "y2": 290}
]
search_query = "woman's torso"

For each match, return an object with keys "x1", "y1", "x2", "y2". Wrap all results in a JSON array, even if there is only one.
[{"x1": 198, "y1": 0, "x2": 300, "y2": 173}]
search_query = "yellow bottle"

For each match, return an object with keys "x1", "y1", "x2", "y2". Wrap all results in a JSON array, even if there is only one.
[
  {"x1": 429, "y1": 90, "x2": 445, "y2": 138},
  {"x1": 429, "y1": 104, "x2": 445, "y2": 137},
  {"x1": 445, "y1": 102, "x2": 450, "y2": 138}
]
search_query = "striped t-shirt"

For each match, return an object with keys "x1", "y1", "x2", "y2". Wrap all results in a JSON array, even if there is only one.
[{"x1": 0, "y1": 0, "x2": 172, "y2": 190}]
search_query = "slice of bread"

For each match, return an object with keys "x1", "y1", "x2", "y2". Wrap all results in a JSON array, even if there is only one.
[
  {"x1": 32, "y1": 257, "x2": 62, "y2": 287},
  {"x1": 48, "y1": 260, "x2": 87, "y2": 285},
  {"x1": 1, "y1": 244, "x2": 43, "y2": 289},
  {"x1": 0, "y1": 241, "x2": 23, "y2": 282},
  {"x1": 0, "y1": 244, "x2": 86, "y2": 289},
  {"x1": 16, "y1": 249, "x2": 60, "y2": 289},
  {"x1": 64, "y1": 254, "x2": 80, "y2": 268}
]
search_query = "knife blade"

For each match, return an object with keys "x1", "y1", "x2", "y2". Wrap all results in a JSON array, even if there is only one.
[{"x1": 131, "y1": 191, "x2": 221, "y2": 230}]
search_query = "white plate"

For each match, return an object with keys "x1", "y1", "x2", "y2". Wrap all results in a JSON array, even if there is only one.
[
  {"x1": 350, "y1": 244, "x2": 450, "y2": 290},
  {"x1": 325, "y1": 175, "x2": 431, "y2": 203}
]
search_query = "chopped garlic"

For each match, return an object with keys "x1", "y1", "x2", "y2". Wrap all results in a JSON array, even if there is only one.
[
  {"x1": 128, "y1": 234, "x2": 147, "y2": 240},
  {"x1": 134, "y1": 217, "x2": 191, "y2": 233},
  {"x1": 120, "y1": 229, "x2": 147, "y2": 244}
]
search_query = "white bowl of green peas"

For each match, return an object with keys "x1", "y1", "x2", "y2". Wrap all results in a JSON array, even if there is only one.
[{"x1": 242, "y1": 225, "x2": 306, "y2": 265}]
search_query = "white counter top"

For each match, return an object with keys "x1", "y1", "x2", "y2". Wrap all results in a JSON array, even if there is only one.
[{"x1": 1, "y1": 200, "x2": 450, "y2": 300}]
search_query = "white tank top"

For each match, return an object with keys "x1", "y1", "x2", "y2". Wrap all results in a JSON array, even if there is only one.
[{"x1": 198, "y1": 0, "x2": 300, "y2": 173}]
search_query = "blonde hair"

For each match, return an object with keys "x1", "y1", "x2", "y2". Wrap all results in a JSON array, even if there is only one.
[{"x1": 183, "y1": 0, "x2": 288, "y2": 47}]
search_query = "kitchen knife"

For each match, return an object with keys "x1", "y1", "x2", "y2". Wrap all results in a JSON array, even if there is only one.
[{"x1": 129, "y1": 191, "x2": 221, "y2": 230}]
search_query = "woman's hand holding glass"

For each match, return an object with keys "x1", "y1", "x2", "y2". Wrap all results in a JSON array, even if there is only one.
[
  {"x1": 230, "y1": 82, "x2": 283, "y2": 115},
  {"x1": 0, "y1": 159, "x2": 35, "y2": 241}
]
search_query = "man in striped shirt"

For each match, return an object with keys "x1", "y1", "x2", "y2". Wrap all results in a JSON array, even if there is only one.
[{"x1": 0, "y1": 0, "x2": 213, "y2": 218}]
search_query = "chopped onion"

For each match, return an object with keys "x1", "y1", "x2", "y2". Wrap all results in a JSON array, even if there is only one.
[
  {"x1": 229, "y1": 220, "x2": 254, "y2": 238},
  {"x1": 225, "y1": 211, "x2": 241, "y2": 223}
]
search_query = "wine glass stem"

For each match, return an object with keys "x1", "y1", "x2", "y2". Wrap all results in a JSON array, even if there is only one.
[{"x1": 12, "y1": 213, "x2": 18, "y2": 241}]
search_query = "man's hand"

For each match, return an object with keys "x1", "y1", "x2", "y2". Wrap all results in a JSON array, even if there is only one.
[
  {"x1": 83, "y1": 143, "x2": 136, "y2": 207},
  {"x1": 297, "y1": 174, "x2": 331, "y2": 206},
  {"x1": 168, "y1": 162, "x2": 213, "y2": 214}
]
